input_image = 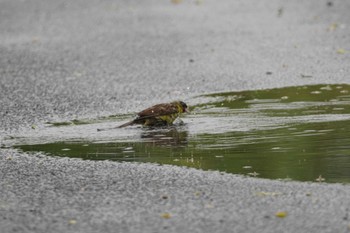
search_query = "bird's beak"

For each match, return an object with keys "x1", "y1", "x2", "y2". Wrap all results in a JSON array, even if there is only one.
[{"x1": 185, "y1": 108, "x2": 190, "y2": 113}]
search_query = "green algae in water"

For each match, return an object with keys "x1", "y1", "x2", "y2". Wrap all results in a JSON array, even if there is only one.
[{"x1": 14, "y1": 84, "x2": 350, "y2": 183}]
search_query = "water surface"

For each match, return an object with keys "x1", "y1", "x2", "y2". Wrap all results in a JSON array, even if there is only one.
[{"x1": 9, "y1": 84, "x2": 350, "y2": 183}]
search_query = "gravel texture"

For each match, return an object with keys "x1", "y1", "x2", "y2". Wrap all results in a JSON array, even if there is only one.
[{"x1": 1, "y1": 0, "x2": 350, "y2": 232}]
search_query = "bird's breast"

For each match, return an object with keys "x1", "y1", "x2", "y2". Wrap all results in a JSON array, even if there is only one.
[{"x1": 158, "y1": 113, "x2": 179, "y2": 124}]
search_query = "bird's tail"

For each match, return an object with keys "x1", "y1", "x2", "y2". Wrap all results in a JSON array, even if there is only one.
[
  {"x1": 97, "y1": 120, "x2": 135, "y2": 131},
  {"x1": 117, "y1": 120, "x2": 135, "y2": 128}
]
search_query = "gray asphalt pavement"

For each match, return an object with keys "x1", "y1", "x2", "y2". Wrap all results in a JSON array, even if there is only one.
[{"x1": 1, "y1": 0, "x2": 350, "y2": 232}]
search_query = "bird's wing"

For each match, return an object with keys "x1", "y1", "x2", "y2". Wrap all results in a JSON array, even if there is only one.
[{"x1": 137, "y1": 103, "x2": 178, "y2": 119}]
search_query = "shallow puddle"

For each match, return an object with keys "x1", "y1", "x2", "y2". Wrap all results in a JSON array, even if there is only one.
[{"x1": 8, "y1": 84, "x2": 350, "y2": 183}]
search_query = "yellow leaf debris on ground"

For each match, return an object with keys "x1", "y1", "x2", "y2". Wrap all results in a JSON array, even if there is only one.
[
  {"x1": 194, "y1": 191, "x2": 201, "y2": 197},
  {"x1": 328, "y1": 23, "x2": 338, "y2": 31},
  {"x1": 316, "y1": 175, "x2": 325, "y2": 182},
  {"x1": 336, "y1": 49, "x2": 346, "y2": 54},
  {"x1": 161, "y1": 213, "x2": 171, "y2": 219},
  {"x1": 68, "y1": 219, "x2": 77, "y2": 225},
  {"x1": 275, "y1": 211, "x2": 287, "y2": 218}
]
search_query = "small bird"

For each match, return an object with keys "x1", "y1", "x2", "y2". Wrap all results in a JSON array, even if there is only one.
[{"x1": 118, "y1": 101, "x2": 189, "y2": 128}]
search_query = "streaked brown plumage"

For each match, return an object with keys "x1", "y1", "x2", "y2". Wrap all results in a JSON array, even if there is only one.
[{"x1": 118, "y1": 101, "x2": 189, "y2": 128}]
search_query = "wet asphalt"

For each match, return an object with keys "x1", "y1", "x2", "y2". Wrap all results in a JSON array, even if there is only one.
[{"x1": 1, "y1": 0, "x2": 350, "y2": 232}]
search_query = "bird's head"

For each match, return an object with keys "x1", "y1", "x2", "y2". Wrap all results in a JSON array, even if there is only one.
[{"x1": 178, "y1": 101, "x2": 189, "y2": 113}]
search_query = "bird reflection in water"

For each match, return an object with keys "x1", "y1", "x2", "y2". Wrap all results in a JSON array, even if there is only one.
[{"x1": 140, "y1": 126, "x2": 188, "y2": 148}]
